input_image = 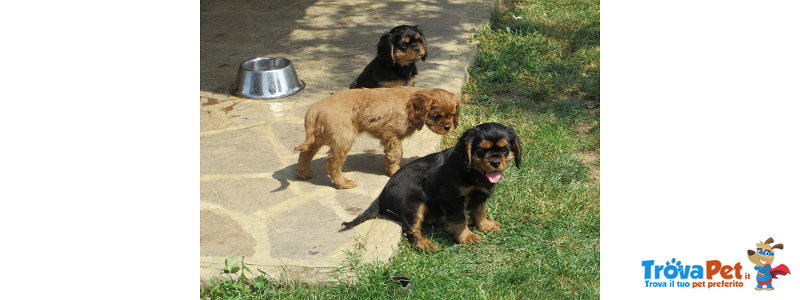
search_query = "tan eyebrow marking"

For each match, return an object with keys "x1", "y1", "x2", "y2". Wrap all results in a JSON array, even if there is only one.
[{"x1": 496, "y1": 139, "x2": 508, "y2": 147}]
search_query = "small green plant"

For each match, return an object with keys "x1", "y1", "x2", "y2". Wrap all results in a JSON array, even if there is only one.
[
  {"x1": 339, "y1": 235, "x2": 367, "y2": 271},
  {"x1": 221, "y1": 256, "x2": 252, "y2": 280},
  {"x1": 201, "y1": 257, "x2": 272, "y2": 299}
]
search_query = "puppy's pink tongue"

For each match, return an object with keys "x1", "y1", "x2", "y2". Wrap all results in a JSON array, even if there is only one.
[{"x1": 486, "y1": 172, "x2": 502, "y2": 183}]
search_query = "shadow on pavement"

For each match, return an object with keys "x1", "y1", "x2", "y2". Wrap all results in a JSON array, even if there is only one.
[{"x1": 271, "y1": 153, "x2": 391, "y2": 191}]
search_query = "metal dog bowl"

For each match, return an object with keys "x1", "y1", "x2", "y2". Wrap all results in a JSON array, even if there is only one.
[{"x1": 234, "y1": 57, "x2": 305, "y2": 99}]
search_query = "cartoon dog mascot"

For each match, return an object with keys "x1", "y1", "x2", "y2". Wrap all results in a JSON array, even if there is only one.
[{"x1": 747, "y1": 237, "x2": 791, "y2": 291}]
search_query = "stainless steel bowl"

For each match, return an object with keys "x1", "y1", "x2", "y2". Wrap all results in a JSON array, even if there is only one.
[{"x1": 234, "y1": 57, "x2": 304, "y2": 99}]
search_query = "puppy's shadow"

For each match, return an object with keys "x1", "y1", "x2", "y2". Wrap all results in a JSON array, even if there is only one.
[{"x1": 272, "y1": 153, "x2": 419, "y2": 191}]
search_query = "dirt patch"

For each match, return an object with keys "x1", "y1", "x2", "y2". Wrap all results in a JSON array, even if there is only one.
[
  {"x1": 576, "y1": 151, "x2": 599, "y2": 182},
  {"x1": 573, "y1": 121, "x2": 593, "y2": 136}
]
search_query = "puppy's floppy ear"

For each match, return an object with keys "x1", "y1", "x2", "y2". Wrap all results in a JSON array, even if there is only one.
[
  {"x1": 420, "y1": 37, "x2": 428, "y2": 61},
  {"x1": 773, "y1": 243, "x2": 784, "y2": 250},
  {"x1": 376, "y1": 33, "x2": 395, "y2": 66},
  {"x1": 465, "y1": 137, "x2": 473, "y2": 167},
  {"x1": 457, "y1": 128, "x2": 478, "y2": 168},
  {"x1": 415, "y1": 25, "x2": 428, "y2": 61},
  {"x1": 453, "y1": 104, "x2": 460, "y2": 129},
  {"x1": 765, "y1": 237, "x2": 774, "y2": 245},
  {"x1": 406, "y1": 91, "x2": 432, "y2": 130},
  {"x1": 507, "y1": 125, "x2": 522, "y2": 168}
]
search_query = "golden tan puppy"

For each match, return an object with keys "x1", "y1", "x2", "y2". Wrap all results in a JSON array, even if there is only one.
[{"x1": 294, "y1": 87, "x2": 460, "y2": 189}]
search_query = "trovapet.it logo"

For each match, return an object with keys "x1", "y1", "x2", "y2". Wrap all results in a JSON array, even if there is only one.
[
  {"x1": 641, "y1": 236, "x2": 792, "y2": 290},
  {"x1": 641, "y1": 258, "x2": 746, "y2": 289}
]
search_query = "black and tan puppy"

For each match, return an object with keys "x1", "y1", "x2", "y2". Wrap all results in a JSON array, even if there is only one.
[
  {"x1": 349, "y1": 25, "x2": 427, "y2": 89},
  {"x1": 340, "y1": 122, "x2": 521, "y2": 251}
]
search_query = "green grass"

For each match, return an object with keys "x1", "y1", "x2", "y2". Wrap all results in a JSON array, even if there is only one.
[
  {"x1": 465, "y1": 0, "x2": 599, "y2": 102},
  {"x1": 202, "y1": 0, "x2": 599, "y2": 298}
]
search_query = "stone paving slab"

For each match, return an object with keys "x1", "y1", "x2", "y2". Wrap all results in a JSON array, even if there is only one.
[{"x1": 200, "y1": 0, "x2": 495, "y2": 283}]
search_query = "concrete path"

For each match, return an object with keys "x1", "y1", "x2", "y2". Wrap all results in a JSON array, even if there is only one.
[{"x1": 200, "y1": 0, "x2": 494, "y2": 283}]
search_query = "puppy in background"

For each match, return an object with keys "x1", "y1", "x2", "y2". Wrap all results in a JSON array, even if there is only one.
[
  {"x1": 294, "y1": 87, "x2": 459, "y2": 189},
  {"x1": 341, "y1": 123, "x2": 521, "y2": 252},
  {"x1": 350, "y1": 25, "x2": 427, "y2": 89}
]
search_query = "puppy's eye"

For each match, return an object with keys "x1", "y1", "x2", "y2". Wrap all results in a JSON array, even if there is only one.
[
  {"x1": 433, "y1": 114, "x2": 441, "y2": 120},
  {"x1": 502, "y1": 148, "x2": 510, "y2": 155}
]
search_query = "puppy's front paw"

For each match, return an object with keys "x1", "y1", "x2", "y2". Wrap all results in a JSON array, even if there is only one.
[
  {"x1": 335, "y1": 179, "x2": 358, "y2": 189},
  {"x1": 413, "y1": 237, "x2": 439, "y2": 252},
  {"x1": 476, "y1": 219, "x2": 501, "y2": 233},
  {"x1": 457, "y1": 231, "x2": 484, "y2": 245}
]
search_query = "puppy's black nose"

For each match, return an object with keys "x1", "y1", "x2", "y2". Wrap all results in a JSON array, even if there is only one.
[
  {"x1": 490, "y1": 160, "x2": 501, "y2": 168},
  {"x1": 443, "y1": 124, "x2": 451, "y2": 131}
]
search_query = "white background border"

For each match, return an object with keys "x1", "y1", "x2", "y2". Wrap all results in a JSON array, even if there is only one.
[
  {"x1": 602, "y1": 1, "x2": 799, "y2": 299},
  {"x1": 1, "y1": 1, "x2": 198, "y2": 298}
]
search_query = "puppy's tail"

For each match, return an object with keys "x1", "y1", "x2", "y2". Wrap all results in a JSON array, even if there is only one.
[
  {"x1": 294, "y1": 108, "x2": 318, "y2": 152},
  {"x1": 339, "y1": 199, "x2": 380, "y2": 232}
]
